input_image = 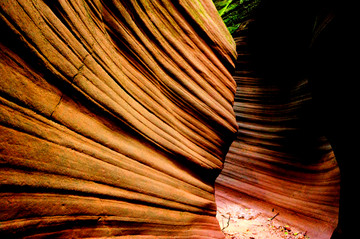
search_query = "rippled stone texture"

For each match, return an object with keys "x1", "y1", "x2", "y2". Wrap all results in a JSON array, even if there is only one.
[
  {"x1": 0, "y1": 0, "x2": 237, "y2": 237},
  {"x1": 215, "y1": 29, "x2": 341, "y2": 238}
]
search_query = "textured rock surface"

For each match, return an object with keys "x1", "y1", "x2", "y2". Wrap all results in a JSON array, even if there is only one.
[
  {"x1": 215, "y1": 29, "x2": 341, "y2": 238},
  {"x1": 0, "y1": 0, "x2": 237, "y2": 237}
]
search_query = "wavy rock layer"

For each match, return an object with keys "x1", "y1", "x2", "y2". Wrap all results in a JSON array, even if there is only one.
[
  {"x1": 215, "y1": 30, "x2": 341, "y2": 237},
  {"x1": 0, "y1": 0, "x2": 237, "y2": 238}
]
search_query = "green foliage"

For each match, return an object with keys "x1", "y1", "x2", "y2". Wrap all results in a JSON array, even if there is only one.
[{"x1": 213, "y1": 0, "x2": 261, "y2": 34}]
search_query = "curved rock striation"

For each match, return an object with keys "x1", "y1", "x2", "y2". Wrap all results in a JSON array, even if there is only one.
[
  {"x1": 215, "y1": 29, "x2": 341, "y2": 237},
  {"x1": 0, "y1": 0, "x2": 237, "y2": 238}
]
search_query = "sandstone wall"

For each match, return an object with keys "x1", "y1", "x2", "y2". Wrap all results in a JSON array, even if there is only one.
[
  {"x1": 0, "y1": 0, "x2": 237, "y2": 237},
  {"x1": 216, "y1": 29, "x2": 341, "y2": 237}
]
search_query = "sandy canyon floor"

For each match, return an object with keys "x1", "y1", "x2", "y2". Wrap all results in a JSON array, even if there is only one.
[{"x1": 217, "y1": 204, "x2": 311, "y2": 239}]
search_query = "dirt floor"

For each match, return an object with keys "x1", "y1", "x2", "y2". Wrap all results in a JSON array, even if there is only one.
[{"x1": 216, "y1": 204, "x2": 310, "y2": 239}]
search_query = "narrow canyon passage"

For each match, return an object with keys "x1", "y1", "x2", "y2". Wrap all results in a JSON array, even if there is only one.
[
  {"x1": 1, "y1": 0, "x2": 357, "y2": 238},
  {"x1": 214, "y1": 27, "x2": 340, "y2": 239},
  {"x1": 214, "y1": 1, "x2": 359, "y2": 238}
]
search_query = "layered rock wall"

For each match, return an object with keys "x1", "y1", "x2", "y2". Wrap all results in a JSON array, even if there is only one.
[
  {"x1": 0, "y1": 0, "x2": 237, "y2": 237},
  {"x1": 216, "y1": 29, "x2": 341, "y2": 236}
]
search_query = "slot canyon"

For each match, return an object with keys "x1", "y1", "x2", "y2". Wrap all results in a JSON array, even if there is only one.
[{"x1": 0, "y1": 0, "x2": 358, "y2": 238}]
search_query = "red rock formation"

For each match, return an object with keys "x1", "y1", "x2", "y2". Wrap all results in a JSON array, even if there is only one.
[
  {"x1": 215, "y1": 29, "x2": 341, "y2": 238},
  {"x1": 0, "y1": 0, "x2": 237, "y2": 237}
]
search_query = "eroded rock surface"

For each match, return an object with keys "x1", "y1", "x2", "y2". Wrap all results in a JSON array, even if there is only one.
[
  {"x1": 0, "y1": 0, "x2": 237, "y2": 237},
  {"x1": 215, "y1": 29, "x2": 341, "y2": 238}
]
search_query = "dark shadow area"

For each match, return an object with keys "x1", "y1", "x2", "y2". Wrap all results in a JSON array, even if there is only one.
[{"x1": 215, "y1": 0, "x2": 359, "y2": 238}]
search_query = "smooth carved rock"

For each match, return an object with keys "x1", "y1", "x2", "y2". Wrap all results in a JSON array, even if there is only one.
[
  {"x1": 215, "y1": 28, "x2": 341, "y2": 238},
  {"x1": 0, "y1": 0, "x2": 237, "y2": 237}
]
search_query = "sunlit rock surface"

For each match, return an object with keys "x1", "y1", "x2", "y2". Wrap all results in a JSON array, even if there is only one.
[
  {"x1": 215, "y1": 29, "x2": 341, "y2": 238},
  {"x1": 0, "y1": 0, "x2": 237, "y2": 237}
]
